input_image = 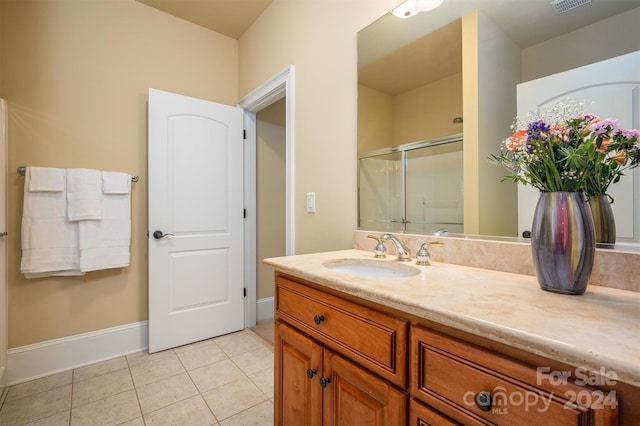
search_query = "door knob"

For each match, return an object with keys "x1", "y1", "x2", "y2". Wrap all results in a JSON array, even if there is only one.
[
  {"x1": 153, "y1": 230, "x2": 174, "y2": 239},
  {"x1": 319, "y1": 377, "x2": 331, "y2": 388},
  {"x1": 313, "y1": 315, "x2": 324, "y2": 325},
  {"x1": 0, "y1": 231, "x2": 7, "y2": 237},
  {"x1": 306, "y1": 369, "x2": 317, "y2": 379}
]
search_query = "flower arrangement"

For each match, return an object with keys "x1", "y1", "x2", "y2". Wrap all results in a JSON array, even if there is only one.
[{"x1": 490, "y1": 99, "x2": 640, "y2": 197}]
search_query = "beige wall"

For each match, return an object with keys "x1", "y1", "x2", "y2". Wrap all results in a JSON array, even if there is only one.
[
  {"x1": 256, "y1": 99, "x2": 286, "y2": 300},
  {"x1": 393, "y1": 72, "x2": 462, "y2": 145},
  {"x1": 1, "y1": 0, "x2": 238, "y2": 347},
  {"x1": 357, "y1": 84, "x2": 393, "y2": 154},
  {"x1": 462, "y1": 10, "x2": 520, "y2": 238},
  {"x1": 358, "y1": 73, "x2": 463, "y2": 154},
  {"x1": 522, "y1": 8, "x2": 640, "y2": 82},
  {"x1": 239, "y1": 0, "x2": 397, "y2": 255}
]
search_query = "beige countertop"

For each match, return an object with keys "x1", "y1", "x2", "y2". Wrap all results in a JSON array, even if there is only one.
[{"x1": 264, "y1": 249, "x2": 640, "y2": 388}]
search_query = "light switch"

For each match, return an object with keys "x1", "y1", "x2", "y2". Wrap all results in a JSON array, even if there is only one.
[{"x1": 306, "y1": 192, "x2": 316, "y2": 213}]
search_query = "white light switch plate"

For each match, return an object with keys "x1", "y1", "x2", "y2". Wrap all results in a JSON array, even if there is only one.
[{"x1": 306, "y1": 192, "x2": 316, "y2": 213}]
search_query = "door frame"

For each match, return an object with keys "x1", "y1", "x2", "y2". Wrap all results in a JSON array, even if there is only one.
[
  {"x1": 238, "y1": 65, "x2": 295, "y2": 328},
  {"x1": 0, "y1": 99, "x2": 7, "y2": 388}
]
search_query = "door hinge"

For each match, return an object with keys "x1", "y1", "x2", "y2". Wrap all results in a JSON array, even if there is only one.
[
  {"x1": 243, "y1": 129, "x2": 247, "y2": 139},
  {"x1": 243, "y1": 288, "x2": 247, "y2": 298},
  {"x1": 243, "y1": 209, "x2": 247, "y2": 219}
]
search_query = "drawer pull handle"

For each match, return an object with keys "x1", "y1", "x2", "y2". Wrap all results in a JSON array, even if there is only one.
[
  {"x1": 474, "y1": 391, "x2": 492, "y2": 412},
  {"x1": 319, "y1": 377, "x2": 331, "y2": 388},
  {"x1": 306, "y1": 369, "x2": 317, "y2": 379},
  {"x1": 313, "y1": 315, "x2": 325, "y2": 325}
]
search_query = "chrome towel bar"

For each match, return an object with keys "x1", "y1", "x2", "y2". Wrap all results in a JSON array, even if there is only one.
[{"x1": 17, "y1": 166, "x2": 139, "y2": 182}]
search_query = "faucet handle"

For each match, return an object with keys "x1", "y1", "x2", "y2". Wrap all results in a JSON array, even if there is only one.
[
  {"x1": 367, "y1": 235, "x2": 387, "y2": 259},
  {"x1": 415, "y1": 241, "x2": 444, "y2": 266}
]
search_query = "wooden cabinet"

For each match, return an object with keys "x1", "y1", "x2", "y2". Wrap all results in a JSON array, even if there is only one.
[
  {"x1": 275, "y1": 275, "x2": 408, "y2": 425},
  {"x1": 274, "y1": 272, "x2": 624, "y2": 425}
]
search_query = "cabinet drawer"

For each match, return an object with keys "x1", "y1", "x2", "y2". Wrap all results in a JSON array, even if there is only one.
[
  {"x1": 410, "y1": 398, "x2": 461, "y2": 426},
  {"x1": 276, "y1": 275, "x2": 408, "y2": 388},
  {"x1": 411, "y1": 326, "x2": 618, "y2": 426}
]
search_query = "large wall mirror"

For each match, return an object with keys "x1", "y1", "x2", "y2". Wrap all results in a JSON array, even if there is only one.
[{"x1": 357, "y1": 0, "x2": 640, "y2": 245}]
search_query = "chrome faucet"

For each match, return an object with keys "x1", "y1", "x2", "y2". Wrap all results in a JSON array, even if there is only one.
[
  {"x1": 367, "y1": 235, "x2": 387, "y2": 258},
  {"x1": 415, "y1": 241, "x2": 444, "y2": 266},
  {"x1": 380, "y1": 233, "x2": 412, "y2": 261}
]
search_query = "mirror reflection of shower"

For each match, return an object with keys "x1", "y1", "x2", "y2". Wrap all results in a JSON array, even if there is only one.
[{"x1": 358, "y1": 134, "x2": 463, "y2": 234}]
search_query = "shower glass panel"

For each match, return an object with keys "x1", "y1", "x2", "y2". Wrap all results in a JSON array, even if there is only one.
[
  {"x1": 405, "y1": 141, "x2": 463, "y2": 234},
  {"x1": 358, "y1": 152, "x2": 404, "y2": 232},
  {"x1": 358, "y1": 134, "x2": 463, "y2": 234}
]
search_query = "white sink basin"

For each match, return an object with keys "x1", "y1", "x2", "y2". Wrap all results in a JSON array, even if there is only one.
[{"x1": 322, "y1": 258, "x2": 420, "y2": 278}]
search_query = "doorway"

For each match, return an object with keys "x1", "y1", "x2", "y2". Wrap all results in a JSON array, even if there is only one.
[{"x1": 238, "y1": 65, "x2": 295, "y2": 330}]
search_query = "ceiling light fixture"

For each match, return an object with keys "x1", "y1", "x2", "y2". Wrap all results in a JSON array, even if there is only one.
[{"x1": 392, "y1": 0, "x2": 444, "y2": 19}]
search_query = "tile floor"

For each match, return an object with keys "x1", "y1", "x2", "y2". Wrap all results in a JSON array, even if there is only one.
[{"x1": 0, "y1": 327, "x2": 275, "y2": 426}]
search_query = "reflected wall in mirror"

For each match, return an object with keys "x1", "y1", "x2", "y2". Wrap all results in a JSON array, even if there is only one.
[{"x1": 357, "y1": 0, "x2": 640, "y2": 246}]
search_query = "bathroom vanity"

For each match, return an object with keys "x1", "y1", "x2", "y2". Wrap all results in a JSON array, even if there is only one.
[{"x1": 265, "y1": 249, "x2": 640, "y2": 425}]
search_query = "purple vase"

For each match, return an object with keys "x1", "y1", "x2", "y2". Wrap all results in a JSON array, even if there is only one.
[{"x1": 531, "y1": 192, "x2": 595, "y2": 295}]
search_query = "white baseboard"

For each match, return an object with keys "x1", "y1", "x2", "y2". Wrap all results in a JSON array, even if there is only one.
[
  {"x1": 6, "y1": 321, "x2": 148, "y2": 386},
  {"x1": 257, "y1": 296, "x2": 274, "y2": 322}
]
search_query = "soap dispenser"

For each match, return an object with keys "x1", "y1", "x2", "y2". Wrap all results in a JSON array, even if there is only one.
[{"x1": 367, "y1": 235, "x2": 387, "y2": 258}]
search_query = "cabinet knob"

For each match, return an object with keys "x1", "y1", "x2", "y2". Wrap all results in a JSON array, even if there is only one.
[
  {"x1": 319, "y1": 377, "x2": 331, "y2": 388},
  {"x1": 474, "y1": 391, "x2": 492, "y2": 411},
  {"x1": 313, "y1": 315, "x2": 324, "y2": 325},
  {"x1": 306, "y1": 369, "x2": 317, "y2": 379}
]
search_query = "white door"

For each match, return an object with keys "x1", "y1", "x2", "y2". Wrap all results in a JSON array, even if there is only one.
[
  {"x1": 517, "y1": 51, "x2": 640, "y2": 243},
  {"x1": 148, "y1": 88, "x2": 244, "y2": 353}
]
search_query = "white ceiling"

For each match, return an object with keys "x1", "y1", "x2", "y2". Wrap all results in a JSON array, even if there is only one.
[{"x1": 135, "y1": 0, "x2": 273, "y2": 39}]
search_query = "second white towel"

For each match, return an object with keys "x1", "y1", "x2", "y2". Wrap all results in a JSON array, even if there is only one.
[
  {"x1": 67, "y1": 168, "x2": 102, "y2": 221},
  {"x1": 79, "y1": 172, "x2": 132, "y2": 272}
]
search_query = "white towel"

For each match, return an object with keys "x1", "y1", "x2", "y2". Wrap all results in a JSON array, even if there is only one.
[
  {"x1": 102, "y1": 171, "x2": 130, "y2": 194},
  {"x1": 21, "y1": 167, "x2": 83, "y2": 278},
  {"x1": 79, "y1": 173, "x2": 131, "y2": 272},
  {"x1": 28, "y1": 166, "x2": 65, "y2": 192},
  {"x1": 67, "y1": 168, "x2": 102, "y2": 221}
]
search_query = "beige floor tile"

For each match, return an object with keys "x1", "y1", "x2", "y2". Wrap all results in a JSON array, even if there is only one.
[
  {"x1": 173, "y1": 338, "x2": 216, "y2": 354},
  {"x1": 248, "y1": 368, "x2": 274, "y2": 400},
  {"x1": 188, "y1": 359, "x2": 245, "y2": 393},
  {"x1": 5, "y1": 371, "x2": 72, "y2": 402},
  {"x1": 25, "y1": 410, "x2": 70, "y2": 426},
  {"x1": 249, "y1": 319, "x2": 274, "y2": 347},
  {"x1": 0, "y1": 384, "x2": 71, "y2": 425},
  {"x1": 126, "y1": 348, "x2": 176, "y2": 366},
  {"x1": 71, "y1": 368, "x2": 133, "y2": 407},
  {"x1": 219, "y1": 400, "x2": 274, "y2": 426},
  {"x1": 70, "y1": 389, "x2": 140, "y2": 426},
  {"x1": 143, "y1": 395, "x2": 217, "y2": 426},
  {"x1": 202, "y1": 377, "x2": 267, "y2": 421},
  {"x1": 214, "y1": 332, "x2": 262, "y2": 357},
  {"x1": 231, "y1": 347, "x2": 273, "y2": 376},
  {"x1": 129, "y1": 353, "x2": 185, "y2": 387},
  {"x1": 118, "y1": 417, "x2": 145, "y2": 426},
  {"x1": 73, "y1": 356, "x2": 128, "y2": 382},
  {"x1": 177, "y1": 343, "x2": 228, "y2": 371},
  {"x1": 135, "y1": 372, "x2": 198, "y2": 414}
]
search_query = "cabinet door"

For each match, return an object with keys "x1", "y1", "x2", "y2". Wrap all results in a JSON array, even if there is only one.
[
  {"x1": 323, "y1": 350, "x2": 407, "y2": 425},
  {"x1": 275, "y1": 320, "x2": 323, "y2": 426}
]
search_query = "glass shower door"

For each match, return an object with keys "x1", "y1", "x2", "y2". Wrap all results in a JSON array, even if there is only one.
[
  {"x1": 405, "y1": 141, "x2": 463, "y2": 234},
  {"x1": 358, "y1": 152, "x2": 404, "y2": 232}
]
